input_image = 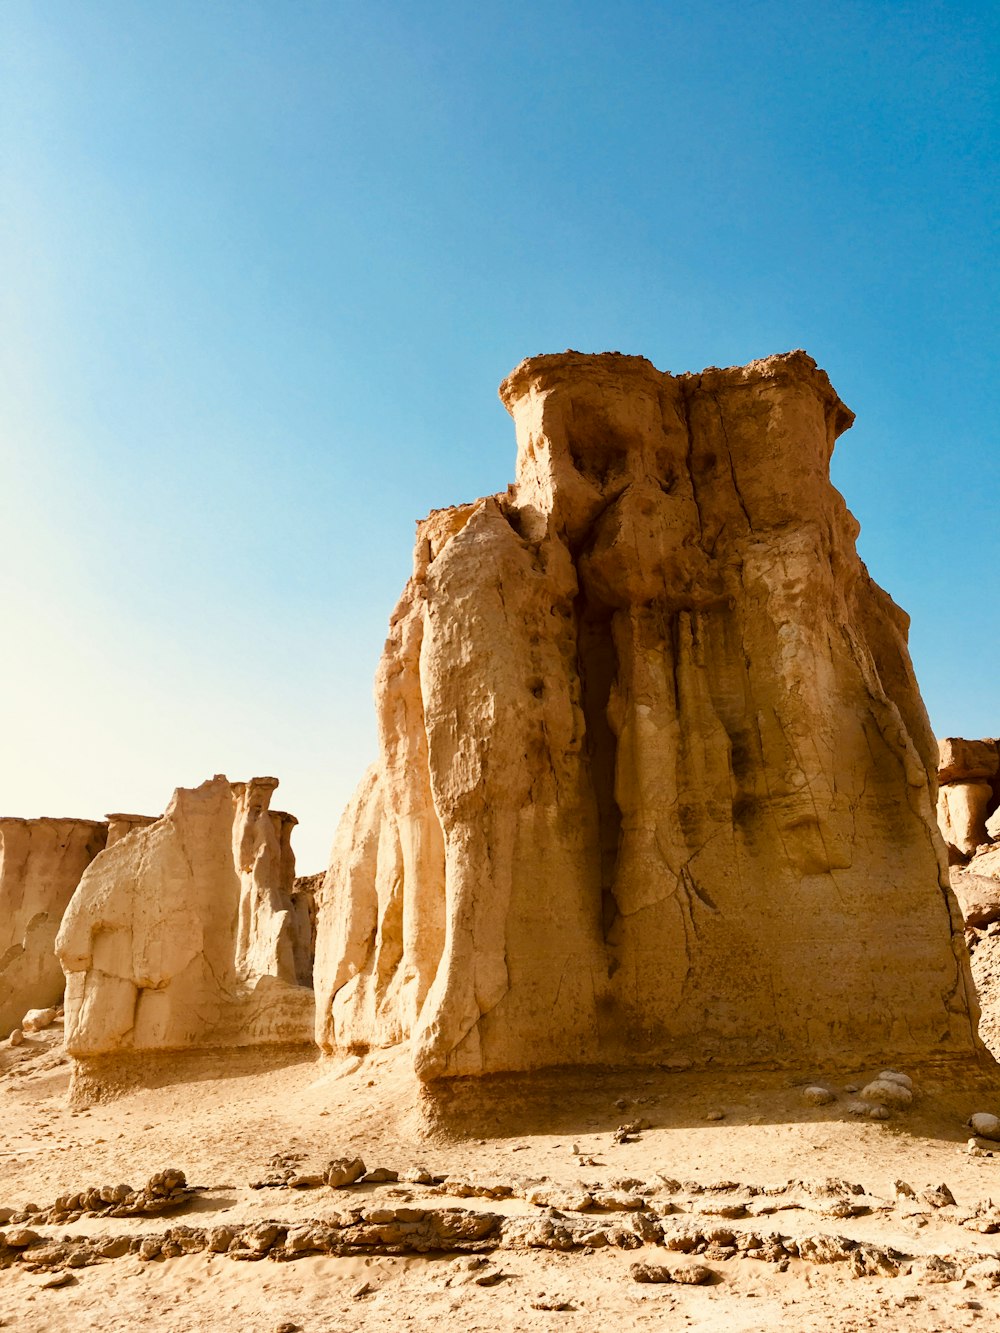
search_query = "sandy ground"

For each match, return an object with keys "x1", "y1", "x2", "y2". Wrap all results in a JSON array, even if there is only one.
[{"x1": 4, "y1": 1025, "x2": 1000, "y2": 1331}]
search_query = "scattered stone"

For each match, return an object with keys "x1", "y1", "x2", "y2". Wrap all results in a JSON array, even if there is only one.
[
  {"x1": 860, "y1": 1079, "x2": 912, "y2": 1108},
  {"x1": 21, "y1": 1007, "x2": 58, "y2": 1033},
  {"x1": 630, "y1": 1261, "x2": 673, "y2": 1283},
  {"x1": 325, "y1": 1158, "x2": 366, "y2": 1188},
  {"x1": 672, "y1": 1263, "x2": 715, "y2": 1285},
  {"x1": 362, "y1": 1167, "x2": 399, "y2": 1184},
  {"x1": 802, "y1": 1086, "x2": 836, "y2": 1106},
  {"x1": 530, "y1": 1298, "x2": 574, "y2": 1311},
  {"x1": 921, "y1": 1184, "x2": 957, "y2": 1209},
  {"x1": 969, "y1": 1113, "x2": 1000, "y2": 1142},
  {"x1": 878, "y1": 1070, "x2": 913, "y2": 1090},
  {"x1": 351, "y1": 1280, "x2": 372, "y2": 1298},
  {"x1": 914, "y1": 1254, "x2": 961, "y2": 1284},
  {"x1": 474, "y1": 1269, "x2": 507, "y2": 1286},
  {"x1": 704, "y1": 1110, "x2": 725, "y2": 1122},
  {"x1": 7, "y1": 1028, "x2": 24, "y2": 1047},
  {"x1": 400, "y1": 1167, "x2": 438, "y2": 1185},
  {"x1": 40, "y1": 1272, "x2": 77, "y2": 1289},
  {"x1": 631, "y1": 1260, "x2": 713, "y2": 1285},
  {"x1": 867, "y1": 1105, "x2": 891, "y2": 1121},
  {"x1": 5, "y1": 1229, "x2": 41, "y2": 1248}
]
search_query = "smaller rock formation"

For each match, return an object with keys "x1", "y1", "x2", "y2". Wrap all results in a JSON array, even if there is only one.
[
  {"x1": 56, "y1": 776, "x2": 314, "y2": 1084},
  {"x1": 941, "y1": 736, "x2": 1000, "y2": 1061},
  {"x1": 0, "y1": 818, "x2": 108, "y2": 1037},
  {"x1": 938, "y1": 738, "x2": 1000, "y2": 861}
]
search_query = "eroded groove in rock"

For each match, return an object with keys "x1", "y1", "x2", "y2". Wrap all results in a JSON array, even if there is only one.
[{"x1": 315, "y1": 349, "x2": 982, "y2": 1079}]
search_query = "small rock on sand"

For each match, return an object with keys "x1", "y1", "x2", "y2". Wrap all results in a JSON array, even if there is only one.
[
  {"x1": 861, "y1": 1080, "x2": 912, "y2": 1108},
  {"x1": 802, "y1": 1086, "x2": 836, "y2": 1106},
  {"x1": 969, "y1": 1113, "x2": 1000, "y2": 1142},
  {"x1": 21, "y1": 1008, "x2": 57, "y2": 1033}
]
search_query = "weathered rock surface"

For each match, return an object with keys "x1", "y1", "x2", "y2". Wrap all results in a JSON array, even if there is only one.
[
  {"x1": 0, "y1": 818, "x2": 108, "y2": 1037},
  {"x1": 316, "y1": 350, "x2": 981, "y2": 1080},
  {"x1": 57, "y1": 776, "x2": 314, "y2": 1061},
  {"x1": 105, "y1": 813, "x2": 158, "y2": 848}
]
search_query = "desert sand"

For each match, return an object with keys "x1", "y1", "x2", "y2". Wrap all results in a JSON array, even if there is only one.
[{"x1": 4, "y1": 1021, "x2": 1000, "y2": 1331}]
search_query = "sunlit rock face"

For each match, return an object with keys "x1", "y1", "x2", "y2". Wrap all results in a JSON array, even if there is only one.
[
  {"x1": 316, "y1": 350, "x2": 982, "y2": 1080},
  {"x1": 57, "y1": 775, "x2": 314, "y2": 1060},
  {"x1": 0, "y1": 817, "x2": 108, "y2": 1036}
]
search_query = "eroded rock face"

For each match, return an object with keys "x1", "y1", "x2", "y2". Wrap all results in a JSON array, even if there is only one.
[
  {"x1": 316, "y1": 350, "x2": 981, "y2": 1079},
  {"x1": 57, "y1": 776, "x2": 313, "y2": 1059},
  {"x1": 0, "y1": 818, "x2": 108, "y2": 1036}
]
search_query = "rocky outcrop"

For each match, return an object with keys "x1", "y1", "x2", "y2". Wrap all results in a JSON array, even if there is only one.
[
  {"x1": 105, "y1": 813, "x2": 158, "y2": 848},
  {"x1": 57, "y1": 776, "x2": 314, "y2": 1064},
  {"x1": 315, "y1": 350, "x2": 982, "y2": 1080},
  {"x1": 937, "y1": 738, "x2": 1000, "y2": 862},
  {"x1": 0, "y1": 818, "x2": 108, "y2": 1037}
]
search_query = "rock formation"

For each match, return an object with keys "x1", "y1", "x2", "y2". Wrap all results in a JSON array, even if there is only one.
[
  {"x1": 937, "y1": 738, "x2": 1000, "y2": 862},
  {"x1": 315, "y1": 349, "x2": 982, "y2": 1080},
  {"x1": 943, "y1": 739, "x2": 1000, "y2": 1058},
  {"x1": 57, "y1": 775, "x2": 314, "y2": 1070},
  {"x1": 0, "y1": 818, "x2": 108, "y2": 1037}
]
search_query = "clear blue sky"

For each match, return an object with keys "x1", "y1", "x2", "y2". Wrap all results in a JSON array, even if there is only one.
[{"x1": 2, "y1": 1, "x2": 997, "y2": 871}]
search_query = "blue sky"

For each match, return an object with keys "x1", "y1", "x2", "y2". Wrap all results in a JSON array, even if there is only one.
[{"x1": 1, "y1": 1, "x2": 997, "y2": 870}]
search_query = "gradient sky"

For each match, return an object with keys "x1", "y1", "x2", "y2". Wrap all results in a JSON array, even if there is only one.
[{"x1": 2, "y1": 1, "x2": 997, "y2": 871}]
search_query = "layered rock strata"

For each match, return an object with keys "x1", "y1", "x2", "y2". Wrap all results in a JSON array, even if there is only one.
[
  {"x1": 316, "y1": 350, "x2": 982, "y2": 1080},
  {"x1": 57, "y1": 775, "x2": 314, "y2": 1064},
  {"x1": 0, "y1": 818, "x2": 108, "y2": 1036}
]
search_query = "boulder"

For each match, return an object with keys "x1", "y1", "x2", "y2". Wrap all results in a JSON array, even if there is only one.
[
  {"x1": 57, "y1": 775, "x2": 314, "y2": 1060},
  {"x1": 0, "y1": 817, "x2": 107, "y2": 1037},
  {"x1": 938, "y1": 782, "x2": 994, "y2": 859},
  {"x1": 315, "y1": 350, "x2": 981, "y2": 1080}
]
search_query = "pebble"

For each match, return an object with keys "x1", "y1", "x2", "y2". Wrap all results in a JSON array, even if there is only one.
[{"x1": 705, "y1": 1110, "x2": 725, "y2": 1122}]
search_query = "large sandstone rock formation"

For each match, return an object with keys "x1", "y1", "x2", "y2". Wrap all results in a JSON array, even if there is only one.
[
  {"x1": 315, "y1": 350, "x2": 982, "y2": 1080},
  {"x1": 57, "y1": 776, "x2": 314, "y2": 1064},
  {"x1": 0, "y1": 818, "x2": 108, "y2": 1036}
]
